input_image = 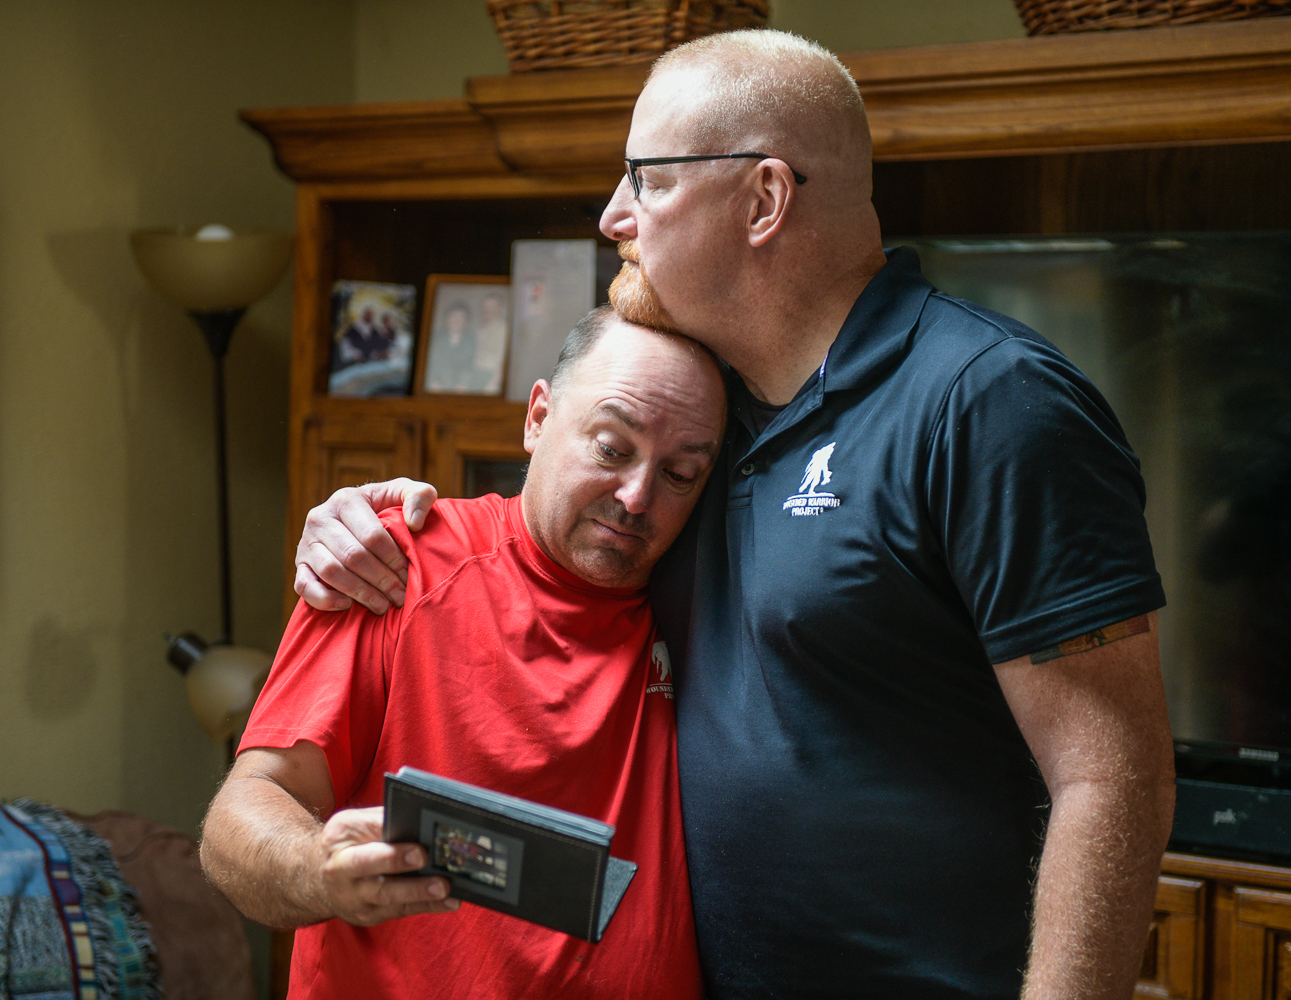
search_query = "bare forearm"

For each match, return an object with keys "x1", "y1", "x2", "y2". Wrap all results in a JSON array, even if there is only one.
[
  {"x1": 200, "y1": 775, "x2": 334, "y2": 928},
  {"x1": 1023, "y1": 776, "x2": 1175, "y2": 1000}
]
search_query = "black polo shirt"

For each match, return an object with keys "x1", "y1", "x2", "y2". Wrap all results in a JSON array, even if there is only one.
[{"x1": 651, "y1": 247, "x2": 1165, "y2": 999}]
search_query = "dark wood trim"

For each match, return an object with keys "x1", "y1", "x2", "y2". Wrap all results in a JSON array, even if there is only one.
[
  {"x1": 305, "y1": 173, "x2": 622, "y2": 203},
  {"x1": 465, "y1": 65, "x2": 646, "y2": 174},
  {"x1": 240, "y1": 100, "x2": 508, "y2": 182},
  {"x1": 1163, "y1": 851, "x2": 1291, "y2": 893},
  {"x1": 242, "y1": 20, "x2": 1291, "y2": 182},
  {"x1": 281, "y1": 185, "x2": 327, "y2": 621},
  {"x1": 843, "y1": 17, "x2": 1291, "y2": 84}
]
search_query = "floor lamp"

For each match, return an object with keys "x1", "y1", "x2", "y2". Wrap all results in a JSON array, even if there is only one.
[{"x1": 130, "y1": 224, "x2": 293, "y2": 750}]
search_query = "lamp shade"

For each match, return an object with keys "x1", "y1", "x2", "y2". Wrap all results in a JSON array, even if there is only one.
[
  {"x1": 184, "y1": 644, "x2": 272, "y2": 743},
  {"x1": 130, "y1": 225, "x2": 293, "y2": 312}
]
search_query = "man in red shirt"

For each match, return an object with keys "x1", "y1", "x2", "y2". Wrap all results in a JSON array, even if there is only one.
[{"x1": 199, "y1": 307, "x2": 726, "y2": 1000}]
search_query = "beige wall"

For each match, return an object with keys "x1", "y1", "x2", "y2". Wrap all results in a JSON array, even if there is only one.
[
  {"x1": 357, "y1": 0, "x2": 508, "y2": 102},
  {"x1": 354, "y1": 0, "x2": 1024, "y2": 102},
  {"x1": 0, "y1": 1, "x2": 353, "y2": 836}
]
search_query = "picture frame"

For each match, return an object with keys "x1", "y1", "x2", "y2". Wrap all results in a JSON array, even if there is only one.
[
  {"x1": 327, "y1": 280, "x2": 418, "y2": 397},
  {"x1": 415, "y1": 275, "x2": 511, "y2": 397},
  {"x1": 506, "y1": 240, "x2": 596, "y2": 403}
]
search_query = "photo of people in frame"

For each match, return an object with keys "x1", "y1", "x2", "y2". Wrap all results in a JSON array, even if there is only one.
[
  {"x1": 327, "y1": 280, "x2": 417, "y2": 397},
  {"x1": 416, "y1": 275, "x2": 510, "y2": 396}
]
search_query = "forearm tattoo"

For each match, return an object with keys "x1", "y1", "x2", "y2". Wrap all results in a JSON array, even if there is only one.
[{"x1": 1030, "y1": 615, "x2": 1150, "y2": 664}]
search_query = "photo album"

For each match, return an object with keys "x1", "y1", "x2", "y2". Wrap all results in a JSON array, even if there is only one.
[{"x1": 383, "y1": 767, "x2": 637, "y2": 942}]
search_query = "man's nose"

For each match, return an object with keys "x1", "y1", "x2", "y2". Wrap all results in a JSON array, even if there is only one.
[
  {"x1": 614, "y1": 463, "x2": 654, "y2": 515},
  {"x1": 600, "y1": 176, "x2": 637, "y2": 241}
]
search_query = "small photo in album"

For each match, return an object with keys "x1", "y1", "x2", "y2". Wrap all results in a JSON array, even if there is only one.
[
  {"x1": 433, "y1": 822, "x2": 510, "y2": 889},
  {"x1": 418, "y1": 805, "x2": 525, "y2": 906},
  {"x1": 328, "y1": 280, "x2": 417, "y2": 397}
]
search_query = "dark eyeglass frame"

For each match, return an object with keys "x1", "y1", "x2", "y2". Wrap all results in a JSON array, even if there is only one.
[{"x1": 624, "y1": 152, "x2": 808, "y2": 199}]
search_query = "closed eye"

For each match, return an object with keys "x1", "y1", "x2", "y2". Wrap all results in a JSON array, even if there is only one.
[{"x1": 638, "y1": 167, "x2": 671, "y2": 194}]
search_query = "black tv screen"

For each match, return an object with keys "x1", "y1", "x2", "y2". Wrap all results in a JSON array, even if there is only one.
[{"x1": 907, "y1": 233, "x2": 1291, "y2": 760}]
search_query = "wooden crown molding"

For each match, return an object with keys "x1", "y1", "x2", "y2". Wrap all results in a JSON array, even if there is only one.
[
  {"x1": 242, "y1": 19, "x2": 1291, "y2": 182},
  {"x1": 240, "y1": 99, "x2": 509, "y2": 182},
  {"x1": 465, "y1": 65, "x2": 648, "y2": 174},
  {"x1": 848, "y1": 18, "x2": 1291, "y2": 160}
]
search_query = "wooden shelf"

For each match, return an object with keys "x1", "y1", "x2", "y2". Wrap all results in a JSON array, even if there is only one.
[
  {"x1": 244, "y1": 19, "x2": 1291, "y2": 182},
  {"x1": 1165, "y1": 851, "x2": 1291, "y2": 894}
]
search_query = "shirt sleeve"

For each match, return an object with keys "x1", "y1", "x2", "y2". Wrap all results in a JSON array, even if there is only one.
[
  {"x1": 239, "y1": 596, "x2": 402, "y2": 808},
  {"x1": 925, "y1": 335, "x2": 1166, "y2": 663}
]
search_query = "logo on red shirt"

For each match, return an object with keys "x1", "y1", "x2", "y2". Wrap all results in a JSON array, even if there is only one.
[{"x1": 647, "y1": 640, "x2": 674, "y2": 699}]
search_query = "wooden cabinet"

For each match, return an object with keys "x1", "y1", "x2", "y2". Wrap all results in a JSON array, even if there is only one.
[
  {"x1": 1140, "y1": 874, "x2": 1207, "y2": 999},
  {"x1": 265, "y1": 183, "x2": 608, "y2": 618},
  {"x1": 242, "y1": 16, "x2": 1291, "y2": 997},
  {"x1": 300, "y1": 414, "x2": 424, "y2": 512},
  {"x1": 1230, "y1": 887, "x2": 1291, "y2": 999},
  {"x1": 1151, "y1": 854, "x2": 1291, "y2": 1000}
]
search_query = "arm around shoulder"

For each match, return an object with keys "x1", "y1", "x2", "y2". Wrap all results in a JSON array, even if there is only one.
[
  {"x1": 294, "y1": 478, "x2": 440, "y2": 615},
  {"x1": 200, "y1": 741, "x2": 458, "y2": 929}
]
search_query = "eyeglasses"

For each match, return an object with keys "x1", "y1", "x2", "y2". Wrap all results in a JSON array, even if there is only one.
[{"x1": 623, "y1": 153, "x2": 808, "y2": 200}]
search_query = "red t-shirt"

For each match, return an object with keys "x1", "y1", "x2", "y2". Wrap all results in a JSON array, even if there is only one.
[{"x1": 240, "y1": 494, "x2": 702, "y2": 1000}]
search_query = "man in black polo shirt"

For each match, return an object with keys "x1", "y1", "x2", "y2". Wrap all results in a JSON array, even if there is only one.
[{"x1": 291, "y1": 30, "x2": 1174, "y2": 1000}]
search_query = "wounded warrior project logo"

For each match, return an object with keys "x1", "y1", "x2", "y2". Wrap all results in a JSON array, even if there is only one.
[
  {"x1": 783, "y1": 442, "x2": 842, "y2": 516},
  {"x1": 646, "y1": 640, "x2": 673, "y2": 699}
]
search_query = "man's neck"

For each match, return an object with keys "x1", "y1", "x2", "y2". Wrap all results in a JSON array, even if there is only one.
[
  {"x1": 733, "y1": 326, "x2": 836, "y2": 405},
  {"x1": 723, "y1": 249, "x2": 887, "y2": 405}
]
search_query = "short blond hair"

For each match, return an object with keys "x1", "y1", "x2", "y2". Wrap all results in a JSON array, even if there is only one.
[{"x1": 649, "y1": 30, "x2": 870, "y2": 166}]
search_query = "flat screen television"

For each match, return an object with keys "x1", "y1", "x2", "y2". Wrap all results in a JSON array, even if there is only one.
[{"x1": 906, "y1": 233, "x2": 1291, "y2": 804}]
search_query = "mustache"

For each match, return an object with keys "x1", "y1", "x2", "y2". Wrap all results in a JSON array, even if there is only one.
[
  {"x1": 618, "y1": 238, "x2": 641, "y2": 263},
  {"x1": 587, "y1": 498, "x2": 652, "y2": 540},
  {"x1": 608, "y1": 240, "x2": 680, "y2": 333}
]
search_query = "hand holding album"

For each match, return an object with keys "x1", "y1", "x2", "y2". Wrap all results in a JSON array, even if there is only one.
[
  {"x1": 318, "y1": 804, "x2": 458, "y2": 927},
  {"x1": 383, "y1": 767, "x2": 636, "y2": 942}
]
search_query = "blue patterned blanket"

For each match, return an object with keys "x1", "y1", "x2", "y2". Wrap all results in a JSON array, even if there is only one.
[{"x1": 0, "y1": 800, "x2": 160, "y2": 1000}]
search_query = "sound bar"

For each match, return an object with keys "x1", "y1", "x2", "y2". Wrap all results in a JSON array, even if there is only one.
[{"x1": 1171, "y1": 778, "x2": 1291, "y2": 863}]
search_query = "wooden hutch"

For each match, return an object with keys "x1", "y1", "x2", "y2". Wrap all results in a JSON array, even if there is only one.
[{"x1": 243, "y1": 18, "x2": 1291, "y2": 999}]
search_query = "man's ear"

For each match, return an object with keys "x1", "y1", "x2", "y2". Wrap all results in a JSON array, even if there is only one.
[
  {"x1": 523, "y1": 379, "x2": 553, "y2": 455},
  {"x1": 747, "y1": 159, "x2": 795, "y2": 248}
]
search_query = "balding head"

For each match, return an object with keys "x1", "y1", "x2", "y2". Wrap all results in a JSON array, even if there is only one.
[
  {"x1": 521, "y1": 312, "x2": 726, "y2": 588},
  {"x1": 649, "y1": 30, "x2": 873, "y2": 201},
  {"x1": 599, "y1": 30, "x2": 888, "y2": 397}
]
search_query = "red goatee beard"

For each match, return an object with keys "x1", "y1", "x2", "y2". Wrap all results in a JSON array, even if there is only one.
[{"x1": 608, "y1": 240, "x2": 680, "y2": 333}]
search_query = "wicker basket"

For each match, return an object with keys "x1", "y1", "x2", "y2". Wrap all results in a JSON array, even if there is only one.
[
  {"x1": 486, "y1": 0, "x2": 770, "y2": 73},
  {"x1": 1013, "y1": 0, "x2": 1291, "y2": 35}
]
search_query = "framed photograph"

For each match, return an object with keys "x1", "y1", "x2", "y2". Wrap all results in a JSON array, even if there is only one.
[
  {"x1": 328, "y1": 280, "x2": 417, "y2": 397},
  {"x1": 415, "y1": 275, "x2": 510, "y2": 397},
  {"x1": 506, "y1": 240, "x2": 596, "y2": 402}
]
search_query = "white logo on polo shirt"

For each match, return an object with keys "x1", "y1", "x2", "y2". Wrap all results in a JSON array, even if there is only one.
[
  {"x1": 782, "y1": 442, "x2": 842, "y2": 516},
  {"x1": 646, "y1": 640, "x2": 674, "y2": 698}
]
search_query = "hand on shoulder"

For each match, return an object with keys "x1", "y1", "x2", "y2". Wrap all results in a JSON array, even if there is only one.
[{"x1": 294, "y1": 479, "x2": 438, "y2": 615}]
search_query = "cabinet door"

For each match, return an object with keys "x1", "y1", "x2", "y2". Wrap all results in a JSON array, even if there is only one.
[
  {"x1": 300, "y1": 415, "x2": 425, "y2": 513},
  {"x1": 431, "y1": 417, "x2": 528, "y2": 500},
  {"x1": 1137, "y1": 876, "x2": 1206, "y2": 999},
  {"x1": 1229, "y1": 886, "x2": 1291, "y2": 1000}
]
